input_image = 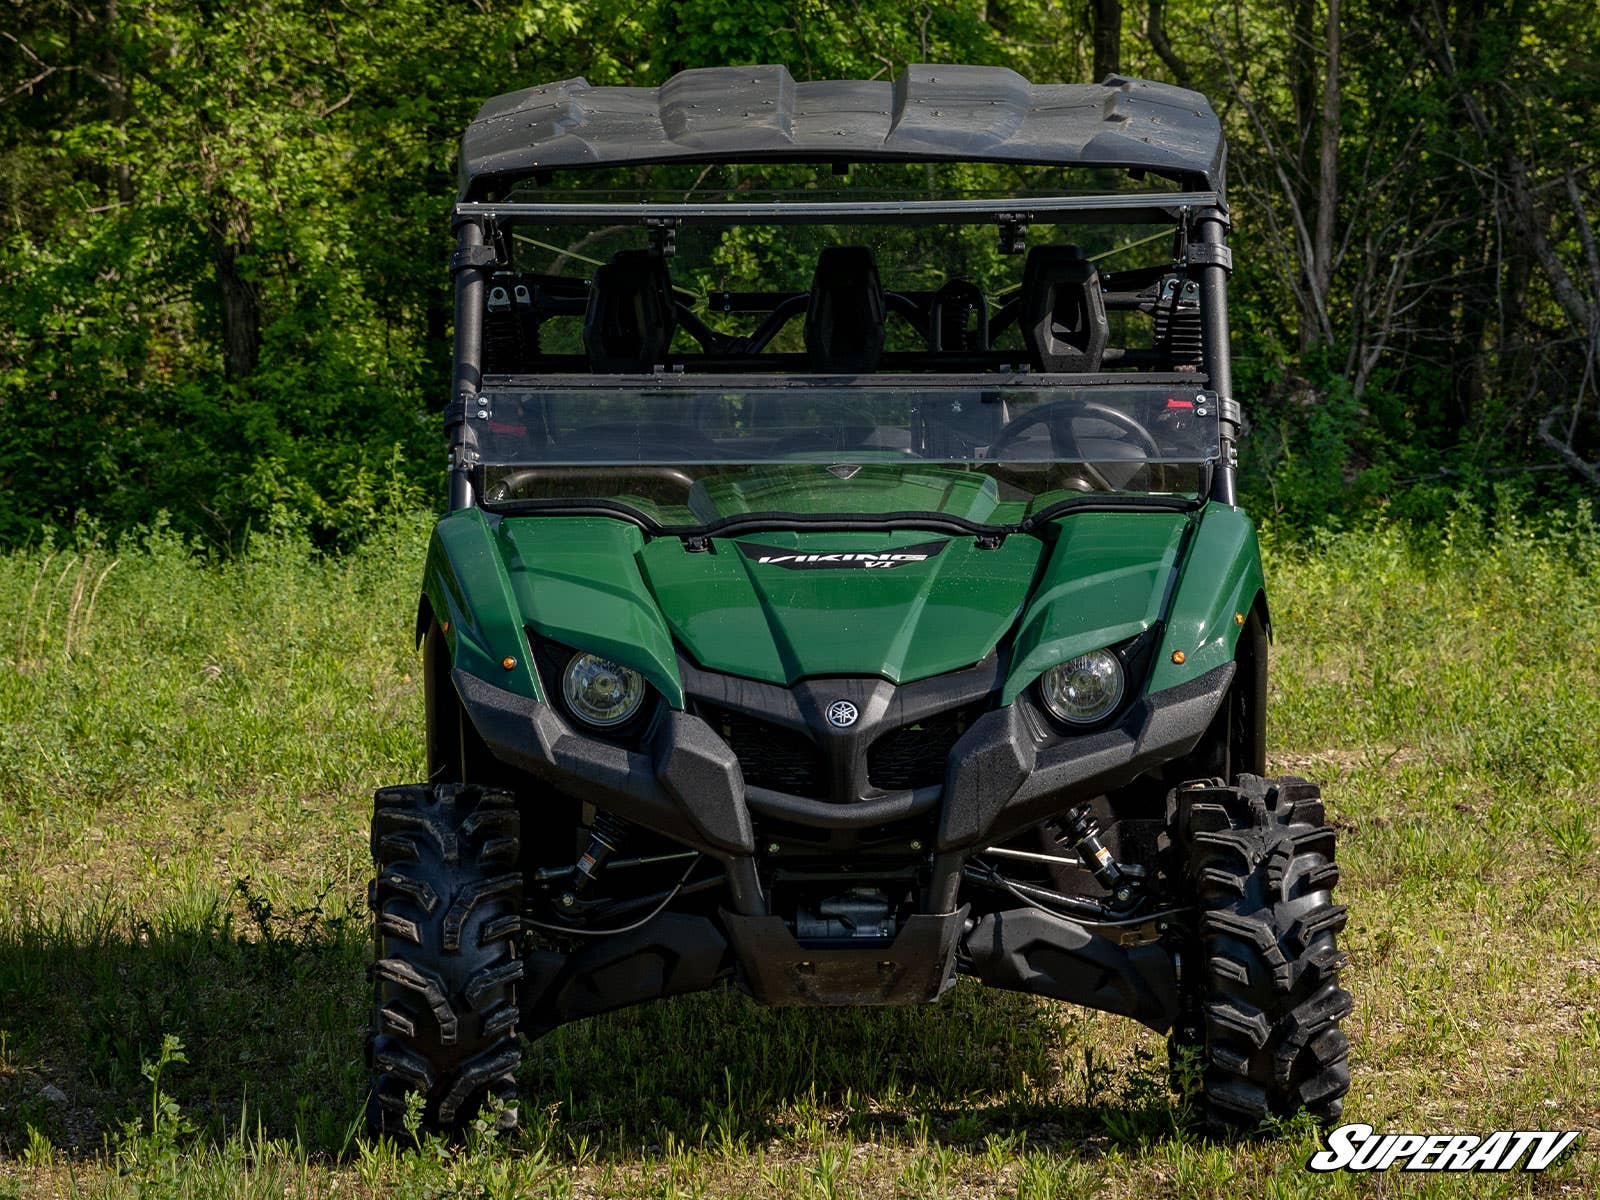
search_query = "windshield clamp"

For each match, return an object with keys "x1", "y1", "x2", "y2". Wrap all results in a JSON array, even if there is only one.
[
  {"x1": 646, "y1": 217, "x2": 679, "y2": 258},
  {"x1": 450, "y1": 244, "x2": 498, "y2": 273},
  {"x1": 996, "y1": 213, "x2": 1030, "y2": 255},
  {"x1": 974, "y1": 532, "x2": 1004, "y2": 551},
  {"x1": 1185, "y1": 242, "x2": 1232, "y2": 273},
  {"x1": 444, "y1": 393, "x2": 491, "y2": 428},
  {"x1": 681, "y1": 535, "x2": 712, "y2": 553}
]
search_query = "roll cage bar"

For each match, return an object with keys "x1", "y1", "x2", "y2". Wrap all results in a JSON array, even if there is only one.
[{"x1": 454, "y1": 191, "x2": 1221, "y2": 226}]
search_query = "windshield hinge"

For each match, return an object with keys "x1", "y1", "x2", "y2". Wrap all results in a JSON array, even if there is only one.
[
  {"x1": 488, "y1": 218, "x2": 511, "y2": 267},
  {"x1": 681, "y1": 535, "x2": 712, "y2": 553},
  {"x1": 975, "y1": 532, "x2": 1004, "y2": 551}
]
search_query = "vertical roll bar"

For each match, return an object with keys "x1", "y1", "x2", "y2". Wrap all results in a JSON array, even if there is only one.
[
  {"x1": 448, "y1": 217, "x2": 493, "y2": 510},
  {"x1": 1191, "y1": 209, "x2": 1238, "y2": 506}
]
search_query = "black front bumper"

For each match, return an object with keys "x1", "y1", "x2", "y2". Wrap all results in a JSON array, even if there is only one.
[
  {"x1": 456, "y1": 661, "x2": 1228, "y2": 1016},
  {"x1": 454, "y1": 658, "x2": 1231, "y2": 890}
]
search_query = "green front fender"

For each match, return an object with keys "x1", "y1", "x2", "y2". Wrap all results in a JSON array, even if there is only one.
[
  {"x1": 420, "y1": 509, "x2": 685, "y2": 708},
  {"x1": 421, "y1": 508, "x2": 544, "y2": 701},
  {"x1": 1148, "y1": 503, "x2": 1267, "y2": 693},
  {"x1": 1001, "y1": 511, "x2": 1190, "y2": 704}
]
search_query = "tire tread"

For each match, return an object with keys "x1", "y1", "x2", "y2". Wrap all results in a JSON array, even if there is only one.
[
  {"x1": 367, "y1": 783, "x2": 522, "y2": 1136},
  {"x1": 1170, "y1": 774, "x2": 1352, "y2": 1130}
]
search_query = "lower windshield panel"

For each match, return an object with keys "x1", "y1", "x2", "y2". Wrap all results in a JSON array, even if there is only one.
[{"x1": 474, "y1": 385, "x2": 1217, "y2": 525}]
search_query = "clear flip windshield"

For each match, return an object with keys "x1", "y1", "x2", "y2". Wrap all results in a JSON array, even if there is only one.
[
  {"x1": 465, "y1": 183, "x2": 1220, "y2": 528},
  {"x1": 476, "y1": 383, "x2": 1216, "y2": 526}
]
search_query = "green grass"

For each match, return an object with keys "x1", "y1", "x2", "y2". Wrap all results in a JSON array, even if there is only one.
[{"x1": 0, "y1": 507, "x2": 1597, "y2": 1197}]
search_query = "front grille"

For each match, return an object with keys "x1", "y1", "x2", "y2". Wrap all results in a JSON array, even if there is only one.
[
  {"x1": 868, "y1": 706, "x2": 982, "y2": 791},
  {"x1": 697, "y1": 704, "x2": 828, "y2": 798}
]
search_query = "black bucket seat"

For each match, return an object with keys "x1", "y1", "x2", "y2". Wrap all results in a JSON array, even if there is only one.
[{"x1": 1018, "y1": 244, "x2": 1109, "y2": 372}]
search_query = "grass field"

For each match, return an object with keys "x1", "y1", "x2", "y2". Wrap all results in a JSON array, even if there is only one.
[{"x1": 0, "y1": 508, "x2": 1596, "y2": 1197}]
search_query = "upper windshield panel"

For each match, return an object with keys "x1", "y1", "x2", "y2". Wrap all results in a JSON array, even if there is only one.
[
  {"x1": 475, "y1": 205, "x2": 1207, "y2": 378},
  {"x1": 467, "y1": 190, "x2": 1220, "y2": 526}
]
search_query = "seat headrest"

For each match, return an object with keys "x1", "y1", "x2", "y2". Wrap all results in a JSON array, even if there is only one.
[
  {"x1": 1018, "y1": 244, "x2": 1109, "y2": 372},
  {"x1": 583, "y1": 249, "x2": 677, "y2": 373},
  {"x1": 804, "y1": 246, "x2": 886, "y2": 373}
]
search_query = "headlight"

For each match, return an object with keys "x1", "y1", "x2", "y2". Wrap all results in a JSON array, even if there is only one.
[
  {"x1": 1038, "y1": 650, "x2": 1125, "y2": 726},
  {"x1": 562, "y1": 652, "x2": 646, "y2": 728}
]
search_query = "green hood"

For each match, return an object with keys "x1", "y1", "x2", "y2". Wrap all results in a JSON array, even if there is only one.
[
  {"x1": 424, "y1": 505, "x2": 1215, "y2": 713},
  {"x1": 636, "y1": 528, "x2": 1043, "y2": 685}
]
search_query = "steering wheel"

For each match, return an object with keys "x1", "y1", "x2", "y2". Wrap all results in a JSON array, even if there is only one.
[{"x1": 986, "y1": 398, "x2": 1160, "y2": 492}]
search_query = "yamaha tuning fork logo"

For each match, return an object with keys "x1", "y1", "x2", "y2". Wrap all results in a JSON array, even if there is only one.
[{"x1": 826, "y1": 700, "x2": 859, "y2": 728}]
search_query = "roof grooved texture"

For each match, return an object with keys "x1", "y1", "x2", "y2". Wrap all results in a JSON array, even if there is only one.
[{"x1": 460, "y1": 65, "x2": 1224, "y2": 200}]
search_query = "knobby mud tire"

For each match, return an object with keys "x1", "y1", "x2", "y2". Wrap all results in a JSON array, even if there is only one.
[
  {"x1": 366, "y1": 782, "x2": 523, "y2": 1136},
  {"x1": 1168, "y1": 774, "x2": 1352, "y2": 1129}
]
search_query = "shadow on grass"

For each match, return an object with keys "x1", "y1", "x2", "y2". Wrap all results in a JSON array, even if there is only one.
[
  {"x1": 527, "y1": 983, "x2": 1187, "y2": 1158},
  {"x1": 0, "y1": 898, "x2": 1187, "y2": 1163},
  {"x1": 0, "y1": 890, "x2": 371, "y2": 1159}
]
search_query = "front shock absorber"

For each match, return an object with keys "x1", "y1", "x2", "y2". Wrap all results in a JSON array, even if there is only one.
[
  {"x1": 572, "y1": 810, "x2": 628, "y2": 896},
  {"x1": 1062, "y1": 804, "x2": 1138, "y2": 905}
]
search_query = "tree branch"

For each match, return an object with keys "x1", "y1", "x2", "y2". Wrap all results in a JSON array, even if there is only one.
[
  {"x1": 1539, "y1": 410, "x2": 1600, "y2": 486},
  {"x1": 1146, "y1": 0, "x2": 1190, "y2": 87}
]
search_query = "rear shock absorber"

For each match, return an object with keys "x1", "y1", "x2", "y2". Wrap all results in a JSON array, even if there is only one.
[
  {"x1": 572, "y1": 810, "x2": 628, "y2": 896},
  {"x1": 1061, "y1": 804, "x2": 1140, "y2": 905}
]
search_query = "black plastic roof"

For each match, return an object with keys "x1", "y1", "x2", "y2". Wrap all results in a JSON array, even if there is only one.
[{"x1": 459, "y1": 65, "x2": 1225, "y2": 201}]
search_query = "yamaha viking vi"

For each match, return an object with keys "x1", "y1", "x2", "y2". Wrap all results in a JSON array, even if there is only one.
[{"x1": 366, "y1": 65, "x2": 1352, "y2": 1136}]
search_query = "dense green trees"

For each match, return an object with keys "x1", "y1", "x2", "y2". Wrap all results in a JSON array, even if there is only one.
[{"x1": 2, "y1": 1, "x2": 1596, "y2": 545}]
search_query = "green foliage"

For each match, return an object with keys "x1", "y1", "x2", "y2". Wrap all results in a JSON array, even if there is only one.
[
  {"x1": 114, "y1": 1034, "x2": 195, "y2": 1185},
  {"x1": 2, "y1": 1, "x2": 1597, "y2": 545},
  {"x1": 0, "y1": 0, "x2": 667, "y2": 547}
]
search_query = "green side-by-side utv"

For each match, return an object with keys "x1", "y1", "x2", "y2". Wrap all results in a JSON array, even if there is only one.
[{"x1": 366, "y1": 65, "x2": 1352, "y2": 1136}]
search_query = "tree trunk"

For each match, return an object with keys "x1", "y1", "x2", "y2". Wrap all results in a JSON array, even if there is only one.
[
  {"x1": 1311, "y1": 0, "x2": 1340, "y2": 304},
  {"x1": 1291, "y1": 0, "x2": 1318, "y2": 196},
  {"x1": 1300, "y1": 0, "x2": 1340, "y2": 352},
  {"x1": 100, "y1": 0, "x2": 133, "y2": 204},
  {"x1": 210, "y1": 212, "x2": 260, "y2": 383},
  {"x1": 1089, "y1": 0, "x2": 1122, "y2": 81}
]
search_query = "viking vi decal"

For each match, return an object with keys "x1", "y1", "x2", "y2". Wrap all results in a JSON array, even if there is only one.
[{"x1": 736, "y1": 539, "x2": 949, "y2": 571}]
